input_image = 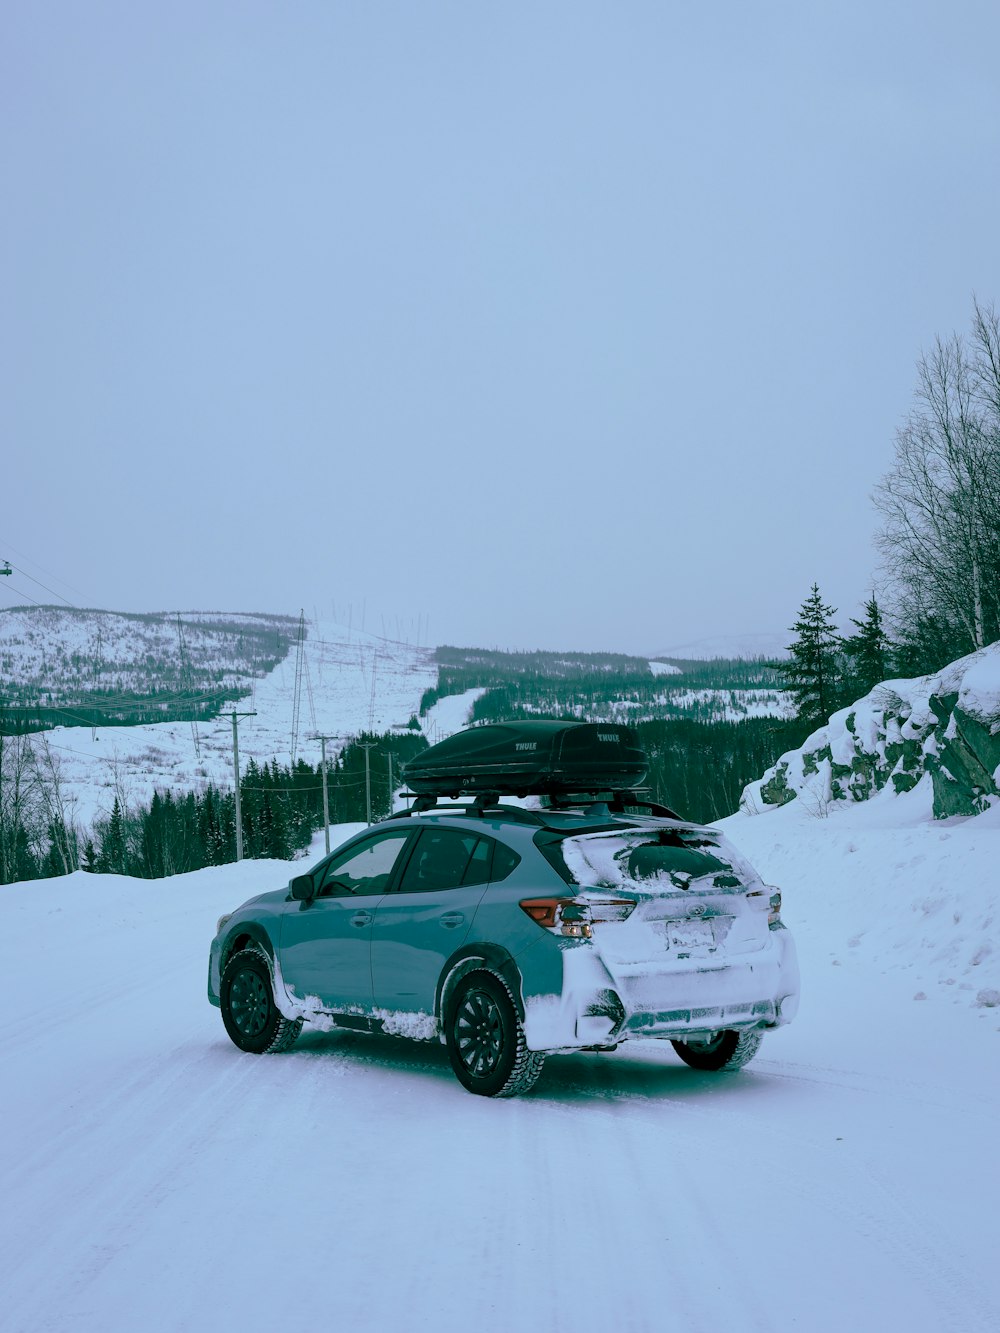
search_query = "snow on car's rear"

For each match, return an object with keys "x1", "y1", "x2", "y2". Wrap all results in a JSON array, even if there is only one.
[{"x1": 519, "y1": 822, "x2": 800, "y2": 1050}]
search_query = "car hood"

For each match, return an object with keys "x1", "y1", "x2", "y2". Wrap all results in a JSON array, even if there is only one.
[{"x1": 232, "y1": 887, "x2": 290, "y2": 914}]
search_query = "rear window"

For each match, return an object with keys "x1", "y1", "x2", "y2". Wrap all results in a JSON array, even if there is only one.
[{"x1": 556, "y1": 827, "x2": 760, "y2": 893}]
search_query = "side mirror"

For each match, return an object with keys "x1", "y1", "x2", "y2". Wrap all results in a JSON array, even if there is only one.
[{"x1": 290, "y1": 874, "x2": 316, "y2": 901}]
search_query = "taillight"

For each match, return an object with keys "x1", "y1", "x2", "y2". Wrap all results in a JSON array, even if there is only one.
[
  {"x1": 747, "y1": 886, "x2": 783, "y2": 926},
  {"x1": 520, "y1": 896, "x2": 635, "y2": 938},
  {"x1": 520, "y1": 899, "x2": 561, "y2": 929}
]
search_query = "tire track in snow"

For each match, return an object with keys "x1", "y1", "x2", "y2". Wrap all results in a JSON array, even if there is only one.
[
  {"x1": 0, "y1": 955, "x2": 193, "y2": 1058},
  {"x1": 530, "y1": 1054, "x2": 999, "y2": 1333},
  {"x1": 2, "y1": 1046, "x2": 268, "y2": 1328},
  {"x1": 752, "y1": 1056, "x2": 999, "y2": 1120}
]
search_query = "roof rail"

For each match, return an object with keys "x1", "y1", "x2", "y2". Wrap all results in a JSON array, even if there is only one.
[
  {"x1": 546, "y1": 791, "x2": 682, "y2": 820},
  {"x1": 390, "y1": 789, "x2": 681, "y2": 824},
  {"x1": 388, "y1": 793, "x2": 547, "y2": 825}
]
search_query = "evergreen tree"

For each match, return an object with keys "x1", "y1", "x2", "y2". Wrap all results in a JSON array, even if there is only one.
[
  {"x1": 842, "y1": 595, "x2": 893, "y2": 697},
  {"x1": 784, "y1": 584, "x2": 842, "y2": 725},
  {"x1": 12, "y1": 825, "x2": 38, "y2": 882},
  {"x1": 199, "y1": 788, "x2": 226, "y2": 865},
  {"x1": 42, "y1": 824, "x2": 69, "y2": 878},
  {"x1": 142, "y1": 791, "x2": 165, "y2": 878},
  {"x1": 174, "y1": 792, "x2": 196, "y2": 872},
  {"x1": 82, "y1": 838, "x2": 98, "y2": 873},
  {"x1": 98, "y1": 797, "x2": 127, "y2": 874}
]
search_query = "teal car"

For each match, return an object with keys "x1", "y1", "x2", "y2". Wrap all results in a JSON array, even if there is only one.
[{"x1": 208, "y1": 799, "x2": 800, "y2": 1097}]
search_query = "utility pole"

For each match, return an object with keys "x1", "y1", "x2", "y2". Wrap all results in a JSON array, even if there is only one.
[
  {"x1": 290, "y1": 609, "x2": 306, "y2": 766},
  {"x1": 358, "y1": 741, "x2": 377, "y2": 826},
  {"x1": 387, "y1": 750, "x2": 394, "y2": 814},
  {"x1": 309, "y1": 733, "x2": 338, "y2": 854},
  {"x1": 223, "y1": 710, "x2": 257, "y2": 861}
]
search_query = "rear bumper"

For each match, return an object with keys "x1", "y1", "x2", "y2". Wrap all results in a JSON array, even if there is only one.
[{"x1": 521, "y1": 926, "x2": 800, "y2": 1051}]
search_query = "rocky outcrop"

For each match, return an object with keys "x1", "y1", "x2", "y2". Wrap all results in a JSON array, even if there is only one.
[{"x1": 742, "y1": 644, "x2": 1000, "y2": 820}]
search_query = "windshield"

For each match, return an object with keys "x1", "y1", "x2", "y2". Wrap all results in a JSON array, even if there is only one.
[{"x1": 558, "y1": 827, "x2": 761, "y2": 893}]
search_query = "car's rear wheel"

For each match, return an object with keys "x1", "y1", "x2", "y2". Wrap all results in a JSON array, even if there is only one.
[
  {"x1": 671, "y1": 1029, "x2": 762, "y2": 1071},
  {"x1": 221, "y1": 949, "x2": 302, "y2": 1054},
  {"x1": 445, "y1": 971, "x2": 545, "y2": 1098}
]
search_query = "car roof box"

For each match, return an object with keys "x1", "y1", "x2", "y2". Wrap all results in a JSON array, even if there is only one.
[{"x1": 402, "y1": 720, "x2": 648, "y2": 798}]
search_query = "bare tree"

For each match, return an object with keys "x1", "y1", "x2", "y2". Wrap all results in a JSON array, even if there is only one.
[
  {"x1": 873, "y1": 302, "x2": 1000, "y2": 665},
  {"x1": 969, "y1": 297, "x2": 1000, "y2": 620},
  {"x1": 0, "y1": 730, "x2": 52, "y2": 880},
  {"x1": 30, "y1": 735, "x2": 80, "y2": 875},
  {"x1": 0, "y1": 730, "x2": 38, "y2": 882}
]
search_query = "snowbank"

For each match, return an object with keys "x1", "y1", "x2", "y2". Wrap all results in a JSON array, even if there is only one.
[
  {"x1": 721, "y1": 783, "x2": 1000, "y2": 1008},
  {"x1": 19, "y1": 617, "x2": 436, "y2": 827}
]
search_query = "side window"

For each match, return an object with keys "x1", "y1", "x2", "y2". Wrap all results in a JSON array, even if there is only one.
[
  {"x1": 319, "y1": 832, "x2": 412, "y2": 896},
  {"x1": 491, "y1": 842, "x2": 521, "y2": 882},
  {"x1": 462, "y1": 837, "x2": 493, "y2": 888},
  {"x1": 397, "y1": 829, "x2": 480, "y2": 894}
]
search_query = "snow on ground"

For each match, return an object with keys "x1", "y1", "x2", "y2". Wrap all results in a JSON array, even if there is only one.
[
  {"x1": 419, "y1": 686, "x2": 488, "y2": 745},
  {"x1": 647, "y1": 659, "x2": 682, "y2": 676},
  {"x1": 667, "y1": 686, "x2": 794, "y2": 720},
  {"x1": 720, "y1": 779, "x2": 1000, "y2": 1011},
  {"x1": 2, "y1": 808, "x2": 998, "y2": 1332},
  {"x1": 38, "y1": 619, "x2": 436, "y2": 826}
]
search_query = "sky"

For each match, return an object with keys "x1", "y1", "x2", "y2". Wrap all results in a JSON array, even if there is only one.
[{"x1": 2, "y1": 1, "x2": 999, "y2": 655}]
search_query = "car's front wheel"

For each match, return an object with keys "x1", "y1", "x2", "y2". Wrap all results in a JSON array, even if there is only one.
[
  {"x1": 445, "y1": 971, "x2": 545, "y2": 1098},
  {"x1": 220, "y1": 949, "x2": 302, "y2": 1054},
  {"x1": 671, "y1": 1029, "x2": 762, "y2": 1071}
]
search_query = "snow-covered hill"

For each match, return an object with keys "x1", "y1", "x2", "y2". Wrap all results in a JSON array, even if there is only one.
[
  {"x1": 0, "y1": 606, "x2": 297, "y2": 712},
  {"x1": 28, "y1": 618, "x2": 435, "y2": 827},
  {"x1": 2, "y1": 610, "x2": 792, "y2": 836},
  {"x1": 1, "y1": 814, "x2": 997, "y2": 1332},
  {"x1": 743, "y1": 642, "x2": 1000, "y2": 820}
]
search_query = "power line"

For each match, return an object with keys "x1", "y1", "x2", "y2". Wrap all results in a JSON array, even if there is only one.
[
  {"x1": 7, "y1": 564, "x2": 76, "y2": 608},
  {"x1": 0, "y1": 582, "x2": 47, "y2": 608},
  {"x1": 0, "y1": 538, "x2": 87, "y2": 600}
]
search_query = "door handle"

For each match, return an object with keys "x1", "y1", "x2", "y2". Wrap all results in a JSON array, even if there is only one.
[
  {"x1": 351, "y1": 911, "x2": 373, "y2": 928},
  {"x1": 440, "y1": 912, "x2": 465, "y2": 929}
]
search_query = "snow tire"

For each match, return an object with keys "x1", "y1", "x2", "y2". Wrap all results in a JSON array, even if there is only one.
[
  {"x1": 221, "y1": 948, "x2": 302, "y2": 1055},
  {"x1": 671, "y1": 1029, "x2": 762, "y2": 1072},
  {"x1": 445, "y1": 970, "x2": 545, "y2": 1098}
]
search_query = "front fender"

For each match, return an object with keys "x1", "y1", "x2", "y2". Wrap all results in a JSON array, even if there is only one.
[{"x1": 208, "y1": 920, "x2": 282, "y2": 1009}]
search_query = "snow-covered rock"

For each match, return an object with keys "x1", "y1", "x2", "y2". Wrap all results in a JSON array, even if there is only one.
[{"x1": 742, "y1": 643, "x2": 1000, "y2": 820}]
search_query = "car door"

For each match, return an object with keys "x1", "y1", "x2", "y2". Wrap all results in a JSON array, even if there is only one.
[
  {"x1": 278, "y1": 829, "x2": 415, "y2": 1014},
  {"x1": 370, "y1": 827, "x2": 493, "y2": 1017}
]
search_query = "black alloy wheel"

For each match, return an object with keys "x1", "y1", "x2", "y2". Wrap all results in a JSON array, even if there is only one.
[
  {"x1": 229, "y1": 968, "x2": 271, "y2": 1039},
  {"x1": 445, "y1": 971, "x2": 545, "y2": 1098},
  {"x1": 456, "y1": 987, "x2": 505, "y2": 1079},
  {"x1": 220, "y1": 950, "x2": 302, "y2": 1054}
]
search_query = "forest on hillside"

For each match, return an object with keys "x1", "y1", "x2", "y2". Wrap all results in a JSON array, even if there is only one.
[
  {"x1": 423, "y1": 645, "x2": 787, "y2": 726},
  {"x1": 0, "y1": 608, "x2": 296, "y2": 732},
  {"x1": 1, "y1": 731, "x2": 426, "y2": 884}
]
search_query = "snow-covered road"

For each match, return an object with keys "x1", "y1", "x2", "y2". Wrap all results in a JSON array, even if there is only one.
[{"x1": 2, "y1": 805, "x2": 997, "y2": 1332}]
